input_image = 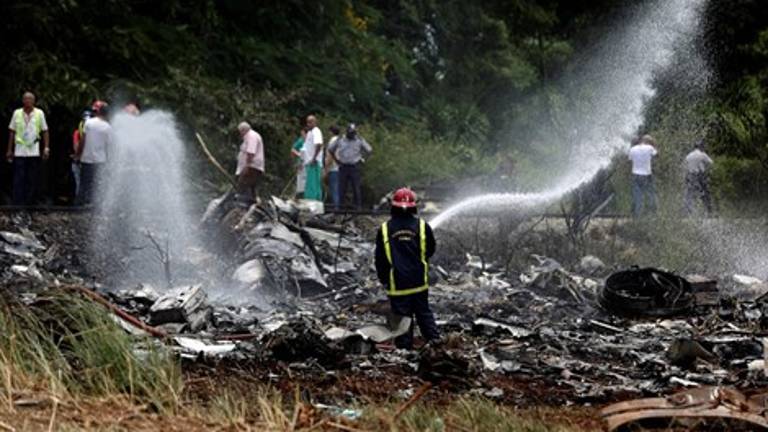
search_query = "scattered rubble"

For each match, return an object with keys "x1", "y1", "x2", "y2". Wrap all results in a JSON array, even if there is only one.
[
  {"x1": 578, "y1": 255, "x2": 606, "y2": 276},
  {"x1": 5, "y1": 199, "x2": 768, "y2": 416},
  {"x1": 149, "y1": 285, "x2": 210, "y2": 331}
]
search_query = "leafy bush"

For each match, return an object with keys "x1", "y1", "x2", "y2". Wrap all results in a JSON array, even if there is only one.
[
  {"x1": 362, "y1": 120, "x2": 495, "y2": 199},
  {"x1": 710, "y1": 156, "x2": 768, "y2": 213}
]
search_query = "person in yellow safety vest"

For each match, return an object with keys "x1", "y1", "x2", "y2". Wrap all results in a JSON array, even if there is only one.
[
  {"x1": 374, "y1": 187, "x2": 439, "y2": 349},
  {"x1": 6, "y1": 91, "x2": 50, "y2": 205}
]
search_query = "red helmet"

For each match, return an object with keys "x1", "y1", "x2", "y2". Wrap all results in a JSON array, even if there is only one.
[
  {"x1": 91, "y1": 100, "x2": 108, "y2": 113},
  {"x1": 392, "y1": 187, "x2": 417, "y2": 209}
]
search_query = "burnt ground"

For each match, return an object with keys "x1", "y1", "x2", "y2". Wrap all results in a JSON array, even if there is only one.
[{"x1": 3, "y1": 210, "x2": 768, "y2": 431}]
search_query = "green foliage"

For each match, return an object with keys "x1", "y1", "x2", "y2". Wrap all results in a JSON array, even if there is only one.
[
  {"x1": 711, "y1": 156, "x2": 768, "y2": 211},
  {"x1": 123, "y1": 67, "x2": 301, "y2": 192},
  {"x1": 363, "y1": 121, "x2": 495, "y2": 196},
  {"x1": 1, "y1": 0, "x2": 767, "y2": 206}
]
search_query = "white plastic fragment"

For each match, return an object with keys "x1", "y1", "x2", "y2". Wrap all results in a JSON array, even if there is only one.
[{"x1": 174, "y1": 336, "x2": 236, "y2": 355}]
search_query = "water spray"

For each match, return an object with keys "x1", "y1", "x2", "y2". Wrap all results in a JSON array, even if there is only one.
[{"x1": 431, "y1": 0, "x2": 707, "y2": 228}]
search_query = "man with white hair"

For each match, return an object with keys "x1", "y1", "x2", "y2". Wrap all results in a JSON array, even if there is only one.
[
  {"x1": 6, "y1": 91, "x2": 49, "y2": 205},
  {"x1": 236, "y1": 122, "x2": 264, "y2": 204}
]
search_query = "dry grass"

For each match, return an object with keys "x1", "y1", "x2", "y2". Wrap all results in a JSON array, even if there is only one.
[{"x1": 0, "y1": 391, "x2": 594, "y2": 431}]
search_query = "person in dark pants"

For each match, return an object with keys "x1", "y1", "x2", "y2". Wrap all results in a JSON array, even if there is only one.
[
  {"x1": 374, "y1": 187, "x2": 439, "y2": 349},
  {"x1": 327, "y1": 123, "x2": 372, "y2": 210},
  {"x1": 12, "y1": 157, "x2": 40, "y2": 205},
  {"x1": 235, "y1": 121, "x2": 265, "y2": 205},
  {"x1": 6, "y1": 91, "x2": 50, "y2": 205}
]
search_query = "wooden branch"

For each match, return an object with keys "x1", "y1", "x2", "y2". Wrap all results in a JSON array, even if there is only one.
[
  {"x1": 63, "y1": 285, "x2": 167, "y2": 338},
  {"x1": 393, "y1": 382, "x2": 432, "y2": 420},
  {"x1": 195, "y1": 132, "x2": 237, "y2": 188}
]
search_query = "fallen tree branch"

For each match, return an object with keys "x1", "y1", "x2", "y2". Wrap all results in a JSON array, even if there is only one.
[
  {"x1": 63, "y1": 285, "x2": 167, "y2": 338},
  {"x1": 280, "y1": 171, "x2": 298, "y2": 199},
  {"x1": 195, "y1": 132, "x2": 237, "y2": 188},
  {"x1": 393, "y1": 382, "x2": 432, "y2": 420}
]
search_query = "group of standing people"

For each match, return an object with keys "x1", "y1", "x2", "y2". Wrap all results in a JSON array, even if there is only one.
[
  {"x1": 4, "y1": 91, "x2": 141, "y2": 206},
  {"x1": 70, "y1": 98, "x2": 139, "y2": 205},
  {"x1": 291, "y1": 115, "x2": 372, "y2": 210},
  {"x1": 628, "y1": 134, "x2": 714, "y2": 217},
  {"x1": 234, "y1": 114, "x2": 373, "y2": 210},
  {"x1": 71, "y1": 100, "x2": 116, "y2": 205}
]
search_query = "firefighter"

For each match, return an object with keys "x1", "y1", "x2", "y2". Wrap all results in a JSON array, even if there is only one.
[{"x1": 374, "y1": 187, "x2": 439, "y2": 349}]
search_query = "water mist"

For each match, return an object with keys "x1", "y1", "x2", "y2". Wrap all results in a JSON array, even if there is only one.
[
  {"x1": 92, "y1": 110, "x2": 204, "y2": 288},
  {"x1": 431, "y1": 0, "x2": 707, "y2": 228}
]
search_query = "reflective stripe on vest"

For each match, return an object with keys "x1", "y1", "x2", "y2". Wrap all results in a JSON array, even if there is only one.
[
  {"x1": 381, "y1": 219, "x2": 429, "y2": 296},
  {"x1": 14, "y1": 108, "x2": 43, "y2": 148}
]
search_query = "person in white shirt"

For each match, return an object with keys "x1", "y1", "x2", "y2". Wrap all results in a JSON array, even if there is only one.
[
  {"x1": 6, "y1": 91, "x2": 49, "y2": 205},
  {"x1": 302, "y1": 115, "x2": 324, "y2": 201},
  {"x1": 628, "y1": 134, "x2": 658, "y2": 217},
  {"x1": 75, "y1": 102, "x2": 112, "y2": 205},
  {"x1": 324, "y1": 125, "x2": 341, "y2": 209},
  {"x1": 684, "y1": 139, "x2": 714, "y2": 215}
]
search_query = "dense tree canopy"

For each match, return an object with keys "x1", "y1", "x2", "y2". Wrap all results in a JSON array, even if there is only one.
[{"x1": 0, "y1": 0, "x2": 766, "y2": 207}]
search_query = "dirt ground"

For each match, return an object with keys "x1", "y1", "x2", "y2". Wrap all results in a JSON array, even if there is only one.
[{"x1": 0, "y1": 376, "x2": 604, "y2": 432}]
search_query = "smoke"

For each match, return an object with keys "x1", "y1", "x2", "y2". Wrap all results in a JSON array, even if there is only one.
[
  {"x1": 431, "y1": 0, "x2": 708, "y2": 228},
  {"x1": 92, "y1": 110, "x2": 204, "y2": 288}
]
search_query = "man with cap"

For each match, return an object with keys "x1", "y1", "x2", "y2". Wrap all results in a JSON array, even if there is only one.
[
  {"x1": 374, "y1": 187, "x2": 439, "y2": 349},
  {"x1": 327, "y1": 123, "x2": 372, "y2": 210}
]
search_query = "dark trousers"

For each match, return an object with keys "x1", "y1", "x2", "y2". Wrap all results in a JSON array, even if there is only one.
[
  {"x1": 12, "y1": 157, "x2": 40, "y2": 205},
  {"x1": 77, "y1": 162, "x2": 102, "y2": 205},
  {"x1": 389, "y1": 290, "x2": 439, "y2": 349},
  {"x1": 327, "y1": 170, "x2": 340, "y2": 208},
  {"x1": 236, "y1": 168, "x2": 262, "y2": 204},
  {"x1": 338, "y1": 163, "x2": 362, "y2": 210},
  {"x1": 684, "y1": 172, "x2": 712, "y2": 215}
]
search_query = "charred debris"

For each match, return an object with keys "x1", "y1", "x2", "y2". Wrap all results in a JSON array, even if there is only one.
[{"x1": 2, "y1": 197, "x2": 768, "y2": 416}]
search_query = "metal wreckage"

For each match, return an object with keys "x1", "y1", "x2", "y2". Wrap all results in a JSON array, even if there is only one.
[{"x1": 3, "y1": 195, "x2": 768, "y2": 430}]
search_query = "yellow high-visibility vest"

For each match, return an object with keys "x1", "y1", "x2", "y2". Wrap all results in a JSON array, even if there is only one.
[
  {"x1": 381, "y1": 218, "x2": 429, "y2": 296},
  {"x1": 13, "y1": 108, "x2": 44, "y2": 148}
]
